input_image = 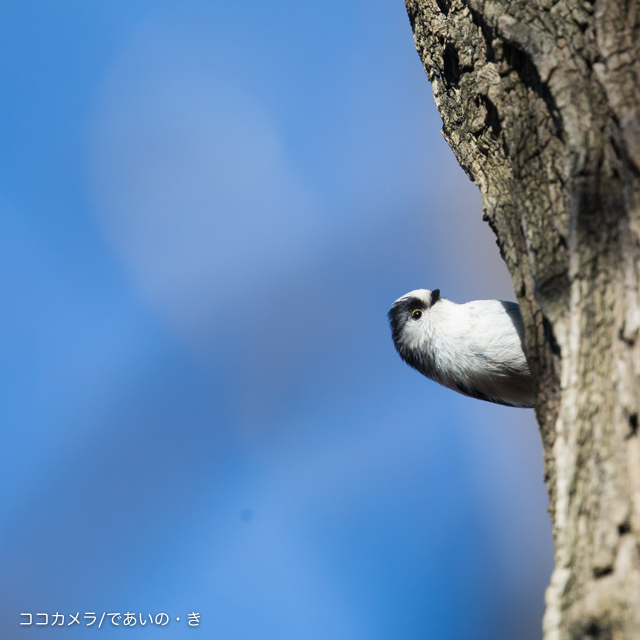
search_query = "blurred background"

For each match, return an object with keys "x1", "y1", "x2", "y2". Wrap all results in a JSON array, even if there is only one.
[{"x1": 0, "y1": 1, "x2": 553, "y2": 638}]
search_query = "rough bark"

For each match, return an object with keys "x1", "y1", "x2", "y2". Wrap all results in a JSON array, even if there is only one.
[{"x1": 404, "y1": 0, "x2": 640, "y2": 638}]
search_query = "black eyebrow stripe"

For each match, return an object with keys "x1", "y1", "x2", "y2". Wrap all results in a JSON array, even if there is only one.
[{"x1": 390, "y1": 296, "x2": 427, "y2": 312}]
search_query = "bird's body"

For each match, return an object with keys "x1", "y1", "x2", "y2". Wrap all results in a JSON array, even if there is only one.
[{"x1": 388, "y1": 289, "x2": 534, "y2": 408}]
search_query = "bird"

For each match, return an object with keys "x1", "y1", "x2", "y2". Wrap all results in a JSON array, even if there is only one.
[{"x1": 388, "y1": 288, "x2": 534, "y2": 408}]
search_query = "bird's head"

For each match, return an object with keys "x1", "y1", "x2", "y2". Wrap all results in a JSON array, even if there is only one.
[{"x1": 387, "y1": 288, "x2": 440, "y2": 357}]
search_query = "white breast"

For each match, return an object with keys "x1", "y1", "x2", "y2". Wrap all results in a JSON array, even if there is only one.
[{"x1": 420, "y1": 299, "x2": 533, "y2": 407}]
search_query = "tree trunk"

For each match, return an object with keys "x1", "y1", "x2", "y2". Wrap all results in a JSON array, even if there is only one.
[{"x1": 404, "y1": 0, "x2": 640, "y2": 637}]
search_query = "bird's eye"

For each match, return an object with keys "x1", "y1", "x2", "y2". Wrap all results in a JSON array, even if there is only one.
[{"x1": 411, "y1": 309, "x2": 422, "y2": 320}]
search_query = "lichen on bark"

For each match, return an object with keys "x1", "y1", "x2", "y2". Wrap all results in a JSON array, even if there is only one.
[{"x1": 404, "y1": 0, "x2": 640, "y2": 637}]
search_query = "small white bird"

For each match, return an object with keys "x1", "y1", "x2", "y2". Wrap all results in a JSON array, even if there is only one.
[{"x1": 388, "y1": 289, "x2": 534, "y2": 408}]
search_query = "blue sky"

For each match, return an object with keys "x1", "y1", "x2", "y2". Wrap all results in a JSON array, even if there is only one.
[{"x1": 0, "y1": 1, "x2": 553, "y2": 638}]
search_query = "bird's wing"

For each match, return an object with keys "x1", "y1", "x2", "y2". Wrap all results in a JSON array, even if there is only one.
[
  {"x1": 454, "y1": 381, "x2": 534, "y2": 408},
  {"x1": 499, "y1": 300, "x2": 525, "y2": 340}
]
